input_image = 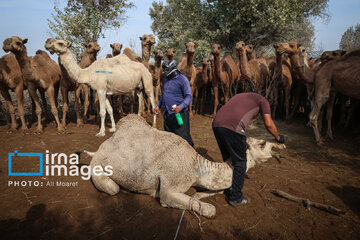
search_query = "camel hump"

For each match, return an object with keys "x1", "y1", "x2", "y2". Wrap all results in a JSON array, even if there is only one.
[
  {"x1": 123, "y1": 48, "x2": 142, "y2": 62},
  {"x1": 342, "y1": 50, "x2": 360, "y2": 59}
]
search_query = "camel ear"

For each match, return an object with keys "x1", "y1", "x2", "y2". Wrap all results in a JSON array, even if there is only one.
[
  {"x1": 67, "y1": 42, "x2": 72, "y2": 48},
  {"x1": 297, "y1": 43, "x2": 302, "y2": 48},
  {"x1": 83, "y1": 43, "x2": 88, "y2": 48},
  {"x1": 139, "y1": 36, "x2": 143, "y2": 40},
  {"x1": 153, "y1": 50, "x2": 156, "y2": 55},
  {"x1": 273, "y1": 44, "x2": 277, "y2": 49},
  {"x1": 341, "y1": 50, "x2": 347, "y2": 55},
  {"x1": 110, "y1": 44, "x2": 113, "y2": 48},
  {"x1": 194, "y1": 42, "x2": 198, "y2": 47},
  {"x1": 23, "y1": 38, "x2": 28, "y2": 44}
]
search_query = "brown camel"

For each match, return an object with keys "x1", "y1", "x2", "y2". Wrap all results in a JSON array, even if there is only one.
[
  {"x1": 211, "y1": 44, "x2": 240, "y2": 115},
  {"x1": 164, "y1": 48, "x2": 175, "y2": 61},
  {"x1": 140, "y1": 34, "x2": 155, "y2": 115},
  {"x1": 246, "y1": 44, "x2": 256, "y2": 60},
  {"x1": 150, "y1": 49, "x2": 164, "y2": 103},
  {"x1": 60, "y1": 41, "x2": 99, "y2": 128},
  {"x1": 3, "y1": 36, "x2": 63, "y2": 133},
  {"x1": 271, "y1": 44, "x2": 293, "y2": 121},
  {"x1": 193, "y1": 58, "x2": 210, "y2": 114},
  {"x1": 309, "y1": 50, "x2": 360, "y2": 145},
  {"x1": 235, "y1": 41, "x2": 269, "y2": 94},
  {"x1": 178, "y1": 42, "x2": 198, "y2": 114},
  {"x1": 0, "y1": 53, "x2": 27, "y2": 132}
]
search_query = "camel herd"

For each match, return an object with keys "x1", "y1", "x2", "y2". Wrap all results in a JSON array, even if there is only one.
[{"x1": 0, "y1": 34, "x2": 359, "y2": 144}]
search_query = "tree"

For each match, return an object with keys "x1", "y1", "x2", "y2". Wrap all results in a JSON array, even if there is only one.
[
  {"x1": 150, "y1": 0, "x2": 329, "y2": 63},
  {"x1": 339, "y1": 24, "x2": 360, "y2": 52},
  {"x1": 48, "y1": 0, "x2": 134, "y2": 60}
]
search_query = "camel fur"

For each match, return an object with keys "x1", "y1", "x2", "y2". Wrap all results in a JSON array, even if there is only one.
[
  {"x1": 3, "y1": 36, "x2": 63, "y2": 133},
  {"x1": 45, "y1": 38, "x2": 156, "y2": 137},
  {"x1": 82, "y1": 114, "x2": 285, "y2": 218},
  {"x1": 164, "y1": 48, "x2": 176, "y2": 61}
]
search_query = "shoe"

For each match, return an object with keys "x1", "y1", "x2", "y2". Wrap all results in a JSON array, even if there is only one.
[{"x1": 227, "y1": 196, "x2": 250, "y2": 206}]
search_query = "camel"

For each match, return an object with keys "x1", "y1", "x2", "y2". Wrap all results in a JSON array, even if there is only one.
[
  {"x1": 0, "y1": 53, "x2": 28, "y2": 132},
  {"x1": 45, "y1": 38, "x2": 156, "y2": 137},
  {"x1": 211, "y1": 44, "x2": 240, "y2": 115},
  {"x1": 150, "y1": 49, "x2": 164, "y2": 103},
  {"x1": 164, "y1": 48, "x2": 176, "y2": 61},
  {"x1": 193, "y1": 58, "x2": 210, "y2": 114},
  {"x1": 107, "y1": 43, "x2": 135, "y2": 116},
  {"x1": 309, "y1": 50, "x2": 360, "y2": 145},
  {"x1": 235, "y1": 41, "x2": 269, "y2": 94},
  {"x1": 178, "y1": 42, "x2": 198, "y2": 114},
  {"x1": 246, "y1": 44, "x2": 256, "y2": 60},
  {"x1": 60, "y1": 41, "x2": 99, "y2": 128},
  {"x1": 81, "y1": 114, "x2": 285, "y2": 218},
  {"x1": 3, "y1": 36, "x2": 63, "y2": 133},
  {"x1": 271, "y1": 44, "x2": 293, "y2": 121}
]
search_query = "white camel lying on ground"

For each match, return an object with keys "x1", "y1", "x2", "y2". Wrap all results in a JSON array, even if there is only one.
[
  {"x1": 81, "y1": 114, "x2": 285, "y2": 218},
  {"x1": 44, "y1": 38, "x2": 156, "y2": 137}
]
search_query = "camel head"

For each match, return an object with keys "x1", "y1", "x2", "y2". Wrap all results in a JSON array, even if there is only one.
[
  {"x1": 110, "y1": 43, "x2": 123, "y2": 56},
  {"x1": 211, "y1": 43, "x2": 222, "y2": 55},
  {"x1": 2, "y1": 36, "x2": 28, "y2": 54},
  {"x1": 246, "y1": 44, "x2": 254, "y2": 54},
  {"x1": 153, "y1": 49, "x2": 164, "y2": 59},
  {"x1": 84, "y1": 42, "x2": 100, "y2": 54},
  {"x1": 320, "y1": 50, "x2": 346, "y2": 63},
  {"x1": 246, "y1": 137, "x2": 286, "y2": 170},
  {"x1": 201, "y1": 58, "x2": 208, "y2": 66},
  {"x1": 140, "y1": 34, "x2": 155, "y2": 46},
  {"x1": 45, "y1": 38, "x2": 72, "y2": 55},
  {"x1": 185, "y1": 42, "x2": 197, "y2": 54},
  {"x1": 275, "y1": 42, "x2": 301, "y2": 56},
  {"x1": 235, "y1": 41, "x2": 246, "y2": 54},
  {"x1": 166, "y1": 48, "x2": 176, "y2": 59}
]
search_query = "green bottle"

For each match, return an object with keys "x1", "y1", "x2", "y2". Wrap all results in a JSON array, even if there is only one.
[{"x1": 172, "y1": 105, "x2": 183, "y2": 126}]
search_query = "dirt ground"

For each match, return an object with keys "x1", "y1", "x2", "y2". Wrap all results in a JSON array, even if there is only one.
[{"x1": 0, "y1": 101, "x2": 360, "y2": 240}]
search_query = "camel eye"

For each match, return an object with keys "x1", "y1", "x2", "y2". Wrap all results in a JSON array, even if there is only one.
[
  {"x1": 290, "y1": 45, "x2": 294, "y2": 48},
  {"x1": 16, "y1": 42, "x2": 21, "y2": 45},
  {"x1": 58, "y1": 42, "x2": 64, "y2": 47}
]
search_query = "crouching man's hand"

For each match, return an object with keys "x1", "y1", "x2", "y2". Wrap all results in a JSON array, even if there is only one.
[{"x1": 276, "y1": 134, "x2": 285, "y2": 144}]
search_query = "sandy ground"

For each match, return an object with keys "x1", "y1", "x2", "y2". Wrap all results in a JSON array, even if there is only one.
[{"x1": 0, "y1": 93, "x2": 360, "y2": 239}]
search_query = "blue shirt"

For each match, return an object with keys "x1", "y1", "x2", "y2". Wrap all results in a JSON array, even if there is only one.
[{"x1": 157, "y1": 73, "x2": 192, "y2": 114}]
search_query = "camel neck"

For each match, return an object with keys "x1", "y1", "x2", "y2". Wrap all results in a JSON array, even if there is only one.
[
  {"x1": 14, "y1": 47, "x2": 34, "y2": 81},
  {"x1": 187, "y1": 52, "x2": 194, "y2": 66},
  {"x1": 249, "y1": 51, "x2": 256, "y2": 60},
  {"x1": 141, "y1": 45, "x2": 151, "y2": 67},
  {"x1": 60, "y1": 50, "x2": 82, "y2": 83},
  {"x1": 213, "y1": 53, "x2": 222, "y2": 79},
  {"x1": 238, "y1": 49, "x2": 249, "y2": 75},
  {"x1": 195, "y1": 155, "x2": 233, "y2": 189},
  {"x1": 202, "y1": 63, "x2": 208, "y2": 82},
  {"x1": 275, "y1": 52, "x2": 282, "y2": 65},
  {"x1": 155, "y1": 57, "x2": 162, "y2": 68}
]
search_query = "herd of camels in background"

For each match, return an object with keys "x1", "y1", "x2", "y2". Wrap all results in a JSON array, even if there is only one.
[{"x1": 0, "y1": 33, "x2": 359, "y2": 144}]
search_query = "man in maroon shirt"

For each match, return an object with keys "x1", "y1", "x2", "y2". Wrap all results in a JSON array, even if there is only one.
[{"x1": 212, "y1": 92, "x2": 284, "y2": 206}]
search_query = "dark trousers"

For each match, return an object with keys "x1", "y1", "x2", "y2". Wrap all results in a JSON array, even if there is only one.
[
  {"x1": 164, "y1": 110, "x2": 194, "y2": 147},
  {"x1": 213, "y1": 127, "x2": 247, "y2": 200}
]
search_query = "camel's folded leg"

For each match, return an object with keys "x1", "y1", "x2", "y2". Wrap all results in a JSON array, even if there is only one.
[
  {"x1": 192, "y1": 191, "x2": 224, "y2": 200},
  {"x1": 90, "y1": 168, "x2": 120, "y2": 196},
  {"x1": 159, "y1": 190, "x2": 216, "y2": 218}
]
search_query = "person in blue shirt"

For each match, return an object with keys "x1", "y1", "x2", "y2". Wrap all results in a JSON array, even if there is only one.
[{"x1": 154, "y1": 60, "x2": 194, "y2": 147}]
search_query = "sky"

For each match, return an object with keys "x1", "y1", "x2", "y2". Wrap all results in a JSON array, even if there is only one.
[{"x1": 0, "y1": 0, "x2": 359, "y2": 61}]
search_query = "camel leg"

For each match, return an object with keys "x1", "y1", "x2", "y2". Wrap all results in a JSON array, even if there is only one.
[
  {"x1": 39, "y1": 89, "x2": 50, "y2": 122},
  {"x1": 130, "y1": 91, "x2": 135, "y2": 113},
  {"x1": 27, "y1": 84, "x2": 43, "y2": 133},
  {"x1": 75, "y1": 86, "x2": 84, "y2": 127},
  {"x1": 345, "y1": 100, "x2": 359, "y2": 128},
  {"x1": 325, "y1": 90, "x2": 336, "y2": 140},
  {"x1": 105, "y1": 97, "x2": 116, "y2": 132},
  {"x1": 213, "y1": 85, "x2": 219, "y2": 116},
  {"x1": 47, "y1": 85, "x2": 64, "y2": 133},
  {"x1": 284, "y1": 85, "x2": 291, "y2": 122},
  {"x1": 309, "y1": 94, "x2": 330, "y2": 145},
  {"x1": 61, "y1": 86, "x2": 69, "y2": 128},
  {"x1": 200, "y1": 88, "x2": 205, "y2": 115},
  {"x1": 15, "y1": 84, "x2": 28, "y2": 133},
  {"x1": 118, "y1": 94, "x2": 124, "y2": 115},
  {"x1": 96, "y1": 90, "x2": 107, "y2": 137},
  {"x1": 81, "y1": 84, "x2": 90, "y2": 123},
  {"x1": 159, "y1": 188, "x2": 216, "y2": 218},
  {"x1": 144, "y1": 87, "x2": 157, "y2": 128},
  {"x1": 272, "y1": 86, "x2": 278, "y2": 119},
  {"x1": 0, "y1": 88, "x2": 17, "y2": 132},
  {"x1": 155, "y1": 84, "x2": 160, "y2": 104},
  {"x1": 193, "y1": 88, "x2": 198, "y2": 115},
  {"x1": 90, "y1": 159, "x2": 119, "y2": 195}
]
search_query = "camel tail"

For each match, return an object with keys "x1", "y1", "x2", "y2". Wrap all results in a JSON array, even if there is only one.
[{"x1": 74, "y1": 150, "x2": 96, "y2": 157}]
